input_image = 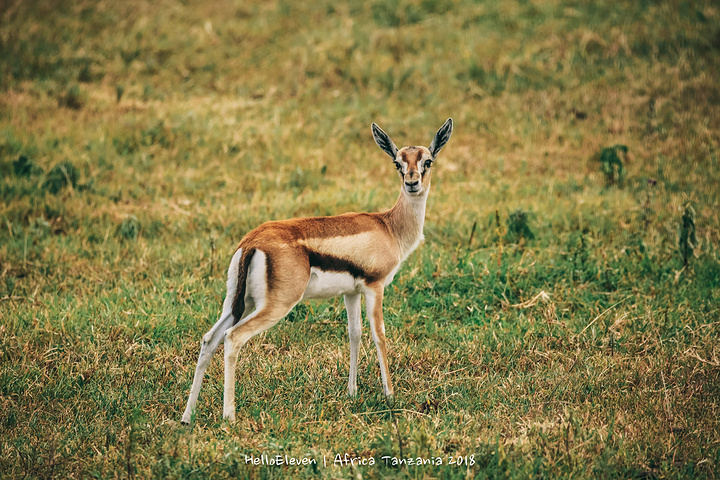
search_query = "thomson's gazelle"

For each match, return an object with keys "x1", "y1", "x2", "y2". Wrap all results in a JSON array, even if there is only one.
[{"x1": 181, "y1": 118, "x2": 453, "y2": 423}]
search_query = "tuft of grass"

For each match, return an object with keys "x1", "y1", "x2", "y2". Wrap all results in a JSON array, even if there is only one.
[
  {"x1": 12, "y1": 155, "x2": 42, "y2": 177},
  {"x1": 117, "y1": 215, "x2": 140, "y2": 241},
  {"x1": 679, "y1": 203, "x2": 698, "y2": 266},
  {"x1": 597, "y1": 144, "x2": 628, "y2": 186},
  {"x1": 116, "y1": 84, "x2": 125, "y2": 103},
  {"x1": 57, "y1": 84, "x2": 84, "y2": 110},
  {"x1": 505, "y1": 208, "x2": 535, "y2": 244},
  {"x1": 43, "y1": 161, "x2": 79, "y2": 194}
]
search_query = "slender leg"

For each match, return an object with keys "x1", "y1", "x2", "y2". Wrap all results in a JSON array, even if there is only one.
[
  {"x1": 181, "y1": 310, "x2": 235, "y2": 424},
  {"x1": 344, "y1": 293, "x2": 362, "y2": 397},
  {"x1": 182, "y1": 248, "x2": 250, "y2": 424},
  {"x1": 365, "y1": 284, "x2": 394, "y2": 397},
  {"x1": 222, "y1": 303, "x2": 297, "y2": 422},
  {"x1": 221, "y1": 246, "x2": 310, "y2": 422}
]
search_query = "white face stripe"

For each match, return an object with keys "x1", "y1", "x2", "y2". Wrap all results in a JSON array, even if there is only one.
[
  {"x1": 395, "y1": 152, "x2": 433, "y2": 175},
  {"x1": 420, "y1": 154, "x2": 433, "y2": 174},
  {"x1": 394, "y1": 158, "x2": 409, "y2": 175}
]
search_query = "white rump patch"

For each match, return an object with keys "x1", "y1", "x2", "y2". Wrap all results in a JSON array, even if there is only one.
[
  {"x1": 222, "y1": 248, "x2": 243, "y2": 313},
  {"x1": 233, "y1": 249, "x2": 267, "y2": 325}
]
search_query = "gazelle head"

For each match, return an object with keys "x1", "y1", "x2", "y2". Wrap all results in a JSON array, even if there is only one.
[{"x1": 371, "y1": 118, "x2": 453, "y2": 197}]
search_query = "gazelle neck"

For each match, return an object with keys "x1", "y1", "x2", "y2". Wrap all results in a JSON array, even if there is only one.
[{"x1": 383, "y1": 186, "x2": 429, "y2": 260}]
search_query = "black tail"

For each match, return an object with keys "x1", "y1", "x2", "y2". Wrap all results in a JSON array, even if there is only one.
[{"x1": 231, "y1": 248, "x2": 255, "y2": 324}]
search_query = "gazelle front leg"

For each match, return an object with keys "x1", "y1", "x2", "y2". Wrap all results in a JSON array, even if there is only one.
[
  {"x1": 365, "y1": 284, "x2": 394, "y2": 397},
  {"x1": 344, "y1": 293, "x2": 362, "y2": 397}
]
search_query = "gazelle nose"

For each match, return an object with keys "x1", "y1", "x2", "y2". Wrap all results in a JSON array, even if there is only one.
[{"x1": 405, "y1": 180, "x2": 419, "y2": 187}]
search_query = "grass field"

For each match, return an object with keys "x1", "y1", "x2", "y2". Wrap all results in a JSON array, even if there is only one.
[{"x1": 1, "y1": 0, "x2": 719, "y2": 478}]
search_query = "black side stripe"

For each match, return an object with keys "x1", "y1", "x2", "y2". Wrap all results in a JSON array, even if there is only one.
[{"x1": 306, "y1": 248, "x2": 384, "y2": 284}]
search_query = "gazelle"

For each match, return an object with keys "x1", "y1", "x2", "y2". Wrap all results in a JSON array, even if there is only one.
[{"x1": 181, "y1": 118, "x2": 453, "y2": 424}]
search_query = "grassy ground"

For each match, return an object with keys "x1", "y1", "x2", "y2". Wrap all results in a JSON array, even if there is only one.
[{"x1": 1, "y1": 0, "x2": 719, "y2": 478}]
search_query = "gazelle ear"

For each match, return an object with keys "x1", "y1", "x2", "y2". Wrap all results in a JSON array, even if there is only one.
[
  {"x1": 372, "y1": 123, "x2": 399, "y2": 159},
  {"x1": 428, "y1": 118, "x2": 453, "y2": 158}
]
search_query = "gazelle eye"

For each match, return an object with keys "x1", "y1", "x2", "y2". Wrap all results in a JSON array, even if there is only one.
[
  {"x1": 394, "y1": 162, "x2": 402, "y2": 171},
  {"x1": 424, "y1": 160, "x2": 433, "y2": 169}
]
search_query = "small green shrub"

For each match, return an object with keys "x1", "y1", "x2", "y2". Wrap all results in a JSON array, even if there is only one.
[
  {"x1": 58, "y1": 84, "x2": 84, "y2": 110},
  {"x1": 371, "y1": 0, "x2": 427, "y2": 27},
  {"x1": 113, "y1": 135, "x2": 140, "y2": 155},
  {"x1": 505, "y1": 209, "x2": 535, "y2": 244},
  {"x1": 0, "y1": 130, "x2": 24, "y2": 159},
  {"x1": 458, "y1": 63, "x2": 507, "y2": 96},
  {"x1": 679, "y1": 203, "x2": 698, "y2": 266},
  {"x1": 12, "y1": 155, "x2": 43, "y2": 177},
  {"x1": 116, "y1": 84, "x2": 125, "y2": 103},
  {"x1": 141, "y1": 121, "x2": 173, "y2": 148},
  {"x1": 117, "y1": 215, "x2": 140, "y2": 241},
  {"x1": 44, "y1": 161, "x2": 79, "y2": 194},
  {"x1": 597, "y1": 144, "x2": 628, "y2": 186},
  {"x1": 77, "y1": 61, "x2": 92, "y2": 83}
]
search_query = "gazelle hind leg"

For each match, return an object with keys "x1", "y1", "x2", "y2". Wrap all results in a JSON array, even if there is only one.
[
  {"x1": 222, "y1": 249, "x2": 309, "y2": 422},
  {"x1": 181, "y1": 310, "x2": 234, "y2": 423},
  {"x1": 181, "y1": 248, "x2": 247, "y2": 424},
  {"x1": 365, "y1": 284, "x2": 393, "y2": 397},
  {"x1": 344, "y1": 293, "x2": 362, "y2": 397},
  {"x1": 222, "y1": 302, "x2": 300, "y2": 422}
]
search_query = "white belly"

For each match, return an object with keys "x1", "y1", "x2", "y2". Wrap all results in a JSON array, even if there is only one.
[{"x1": 302, "y1": 268, "x2": 361, "y2": 300}]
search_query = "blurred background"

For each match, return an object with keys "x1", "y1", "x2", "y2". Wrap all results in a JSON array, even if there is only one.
[{"x1": 1, "y1": 1, "x2": 718, "y2": 242}]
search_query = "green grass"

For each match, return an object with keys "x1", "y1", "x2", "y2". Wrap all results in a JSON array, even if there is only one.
[{"x1": 1, "y1": 0, "x2": 719, "y2": 478}]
